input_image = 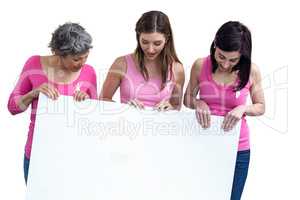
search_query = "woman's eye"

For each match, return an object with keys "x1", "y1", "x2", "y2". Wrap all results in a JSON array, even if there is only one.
[
  {"x1": 219, "y1": 56, "x2": 225, "y2": 60},
  {"x1": 154, "y1": 42, "x2": 162, "y2": 46}
]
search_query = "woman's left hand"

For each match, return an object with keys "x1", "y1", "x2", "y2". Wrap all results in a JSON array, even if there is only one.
[
  {"x1": 222, "y1": 105, "x2": 246, "y2": 131},
  {"x1": 154, "y1": 100, "x2": 174, "y2": 111},
  {"x1": 73, "y1": 91, "x2": 90, "y2": 101}
]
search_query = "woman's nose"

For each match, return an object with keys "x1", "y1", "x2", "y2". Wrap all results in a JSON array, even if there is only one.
[{"x1": 147, "y1": 45, "x2": 155, "y2": 53}]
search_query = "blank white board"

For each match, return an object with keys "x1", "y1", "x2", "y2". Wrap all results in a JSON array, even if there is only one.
[{"x1": 26, "y1": 95, "x2": 240, "y2": 200}]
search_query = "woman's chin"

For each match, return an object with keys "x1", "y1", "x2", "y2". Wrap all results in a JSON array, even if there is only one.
[{"x1": 145, "y1": 55, "x2": 158, "y2": 61}]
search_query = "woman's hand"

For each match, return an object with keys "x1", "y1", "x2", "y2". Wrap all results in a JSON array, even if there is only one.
[
  {"x1": 154, "y1": 100, "x2": 174, "y2": 111},
  {"x1": 127, "y1": 99, "x2": 144, "y2": 109},
  {"x1": 195, "y1": 100, "x2": 211, "y2": 129},
  {"x1": 73, "y1": 91, "x2": 90, "y2": 101},
  {"x1": 222, "y1": 105, "x2": 246, "y2": 131},
  {"x1": 32, "y1": 83, "x2": 59, "y2": 100}
]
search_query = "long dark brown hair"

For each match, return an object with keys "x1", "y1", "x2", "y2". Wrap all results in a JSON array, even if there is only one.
[
  {"x1": 210, "y1": 21, "x2": 252, "y2": 91},
  {"x1": 135, "y1": 10, "x2": 181, "y2": 84}
]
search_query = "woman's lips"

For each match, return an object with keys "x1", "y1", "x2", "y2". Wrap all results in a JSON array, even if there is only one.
[{"x1": 146, "y1": 53, "x2": 157, "y2": 58}]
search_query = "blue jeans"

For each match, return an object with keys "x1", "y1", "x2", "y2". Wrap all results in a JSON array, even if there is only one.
[
  {"x1": 23, "y1": 155, "x2": 30, "y2": 184},
  {"x1": 230, "y1": 149, "x2": 250, "y2": 200}
]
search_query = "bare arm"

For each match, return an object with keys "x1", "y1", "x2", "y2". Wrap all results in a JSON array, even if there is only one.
[
  {"x1": 222, "y1": 64, "x2": 266, "y2": 131},
  {"x1": 99, "y1": 56, "x2": 126, "y2": 102},
  {"x1": 244, "y1": 64, "x2": 265, "y2": 116},
  {"x1": 169, "y1": 62, "x2": 185, "y2": 110},
  {"x1": 183, "y1": 58, "x2": 203, "y2": 109}
]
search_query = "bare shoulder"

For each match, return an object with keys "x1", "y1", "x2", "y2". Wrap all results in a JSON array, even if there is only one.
[
  {"x1": 250, "y1": 63, "x2": 262, "y2": 83},
  {"x1": 191, "y1": 57, "x2": 205, "y2": 75},
  {"x1": 172, "y1": 61, "x2": 184, "y2": 74},
  {"x1": 111, "y1": 56, "x2": 127, "y2": 72},
  {"x1": 105, "y1": 55, "x2": 128, "y2": 80},
  {"x1": 171, "y1": 61, "x2": 185, "y2": 84}
]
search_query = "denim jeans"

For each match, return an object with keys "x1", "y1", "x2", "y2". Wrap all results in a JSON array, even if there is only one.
[
  {"x1": 230, "y1": 149, "x2": 251, "y2": 200},
  {"x1": 23, "y1": 154, "x2": 30, "y2": 184}
]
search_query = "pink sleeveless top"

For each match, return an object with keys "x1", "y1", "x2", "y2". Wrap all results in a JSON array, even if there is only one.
[
  {"x1": 120, "y1": 54, "x2": 175, "y2": 107},
  {"x1": 198, "y1": 56, "x2": 251, "y2": 151}
]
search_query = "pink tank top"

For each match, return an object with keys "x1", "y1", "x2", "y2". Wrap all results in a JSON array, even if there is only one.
[
  {"x1": 120, "y1": 54, "x2": 175, "y2": 107},
  {"x1": 198, "y1": 56, "x2": 251, "y2": 151}
]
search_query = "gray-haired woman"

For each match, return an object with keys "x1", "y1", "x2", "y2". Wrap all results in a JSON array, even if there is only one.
[{"x1": 7, "y1": 22, "x2": 98, "y2": 183}]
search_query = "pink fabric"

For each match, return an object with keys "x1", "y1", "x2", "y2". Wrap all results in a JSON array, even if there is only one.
[
  {"x1": 7, "y1": 55, "x2": 98, "y2": 158},
  {"x1": 198, "y1": 56, "x2": 251, "y2": 151},
  {"x1": 120, "y1": 54, "x2": 175, "y2": 107}
]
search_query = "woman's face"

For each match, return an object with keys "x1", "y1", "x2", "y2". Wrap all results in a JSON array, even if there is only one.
[
  {"x1": 214, "y1": 47, "x2": 241, "y2": 72},
  {"x1": 61, "y1": 51, "x2": 89, "y2": 72},
  {"x1": 139, "y1": 32, "x2": 167, "y2": 61}
]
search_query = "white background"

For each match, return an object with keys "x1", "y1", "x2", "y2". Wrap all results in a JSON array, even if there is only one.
[{"x1": 0, "y1": 0, "x2": 298, "y2": 199}]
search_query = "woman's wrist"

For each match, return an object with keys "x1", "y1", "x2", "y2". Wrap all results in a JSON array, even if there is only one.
[
  {"x1": 17, "y1": 91, "x2": 36, "y2": 111},
  {"x1": 239, "y1": 105, "x2": 248, "y2": 115},
  {"x1": 195, "y1": 99, "x2": 205, "y2": 107}
]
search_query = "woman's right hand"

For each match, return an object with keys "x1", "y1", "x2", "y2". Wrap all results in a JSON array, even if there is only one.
[
  {"x1": 127, "y1": 99, "x2": 144, "y2": 109},
  {"x1": 195, "y1": 100, "x2": 211, "y2": 129},
  {"x1": 31, "y1": 83, "x2": 60, "y2": 100}
]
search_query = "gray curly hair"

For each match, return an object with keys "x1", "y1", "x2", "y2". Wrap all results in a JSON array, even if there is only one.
[{"x1": 49, "y1": 22, "x2": 92, "y2": 56}]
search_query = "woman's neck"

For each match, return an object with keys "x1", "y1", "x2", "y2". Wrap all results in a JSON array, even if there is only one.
[
  {"x1": 144, "y1": 57, "x2": 161, "y2": 68},
  {"x1": 47, "y1": 55, "x2": 65, "y2": 70}
]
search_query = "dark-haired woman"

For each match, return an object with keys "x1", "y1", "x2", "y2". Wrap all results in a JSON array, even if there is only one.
[
  {"x1": 100, "y1": 11, "x2": 184, "y2": 111},
  {"x1": 184, "y1": 21, "x2": 265, "y2": 200},
  {"x1": 7, "y1": 22, "x2": 98, "y2": 183}
]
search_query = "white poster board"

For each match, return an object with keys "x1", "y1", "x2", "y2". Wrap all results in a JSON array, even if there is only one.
[{"x1": 26, "y1": 95, "x2": 240, "y2": 200}]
